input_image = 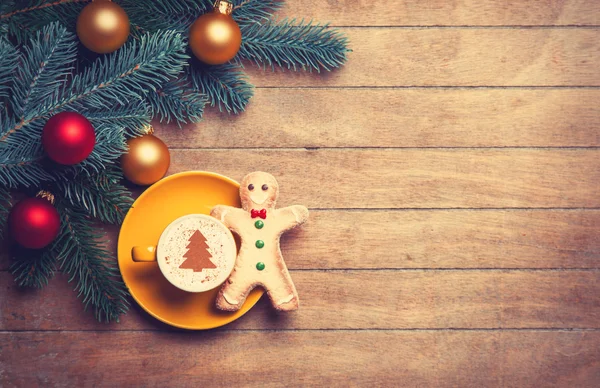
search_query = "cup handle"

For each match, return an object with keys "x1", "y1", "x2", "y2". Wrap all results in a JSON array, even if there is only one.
[{"x1": 132, "y1": 246, "x2": 158, "y2": 262}]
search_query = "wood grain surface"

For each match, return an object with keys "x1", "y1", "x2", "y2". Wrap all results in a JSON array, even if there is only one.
[
  {"x1": 168, "y1": 149, "x2": 600, "y2": 208},
  {"x1": 246, "y1": 29, "x2": 600, "y2": 87},
  {"x1": 1, "y1": 210, "x2": 598, "y2": 270},
  {"x1": 2, "y1": 1, "x2": 600, "y2": 387},
  {"x1": 2, "y1": 270, "x2": 600, "y2": 330},
  {"x1": 280, "y1": 0, "x2": 600, "y2": 26},
  {"x1": 155, "y1": 89, "x2": 600, "y2": 148},
  {"x1": 2, "y1": 331, "x2": 599, "y2": 387}
]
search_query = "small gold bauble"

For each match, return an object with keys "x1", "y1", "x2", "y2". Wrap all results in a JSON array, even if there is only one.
[
  {"x1": 121, "y1": 134, "x2": 170, "y2": 186},
  {"x1": 76, "y1": 0, "x2": 130, "y2": 54},
  {"x1": 189, "y1": 0, "x2": 241, "y2": 65}
]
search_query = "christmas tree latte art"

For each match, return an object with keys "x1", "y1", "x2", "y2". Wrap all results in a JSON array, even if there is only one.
[
  {"x1": 179, "y1": 230, "x2": 217, "y2": 272},
  {"x1": 156, "y1": 215, "x2": 236, "y2": 293}
]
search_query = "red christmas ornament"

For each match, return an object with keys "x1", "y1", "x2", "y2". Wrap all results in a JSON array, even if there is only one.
[
  {"x1": 9, "y1": 197, "x2": 61, "y2": 249},
  {"x1": 42, "y1": 111, "x2": 96, "y2": 165}
]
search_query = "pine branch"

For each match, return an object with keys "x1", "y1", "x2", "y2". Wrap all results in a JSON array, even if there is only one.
[
  {"x1": 121, "y1": 0, "x2": 211, "y2": 34},
  {"x1": 54, "y1": 202, "x2": 129, "y2": 323},
  {"x1": 78, "y1": 122, "x2": 128, "y2": 173},
  {"x1": 146, "y1": 78, "x2": 208, "y2": 125},
  {"x1": 0, "y1": 37, "x2": 19, "y2": 106},
  {"x1": 11, "y1": 22, "x2": 77, "y2": 119},
  {"x1": 0, "y1": 105, "x2": 148, "y2": 188},
  {"x1": 72, "y1": 105, "x2": 150, "y2": 174},
  {"x1": 237, "y1": 19, "x2": 349, "y2": 72},
  {"x1": 232, "y1": 0, "x2": 283, "y2": 25},
  {"x1": 56, "y1": 29, "x2": 188, "y2": 113},
  {"x1": 52, "y1": 168, "x2": 134, "y2": 224},
  {"x1": 0, "y1": 1, "x2": 13, "y2": 35},
  {"x1": 188, "y1": 62, "x2": 253, "y2": 114},
  {"x1": 0, "y1": 0, "x2": 86, "y2": 20},
  {"x1": 0, "y1": 26, "x2": 185, "y2": 188},
  {"x1": 85, "y1": 103, "x2": 150, "y2": 138},
  {"x1": 0, "y1": 186, "x2": 10, "y2": 239},
  {"x1": 123, "y1": 0, "x2": 283, "y2": 33},
  {"x1": 10, "y1": 246, "x2": 57, "y2": 288},
  {"x1": 0, "y1": 0, "x2": 88, "y2": 43},
  {"x1": 0, "y1": 155, "x2": 55, "y2": 188},
  {"x1": 123, "y1": 0, "x2": 283, "y2": 35},
  {"x1": 123, "y1": 0, "x2": 211, "y2": 19},
  {"x1": 1, "y1": 22, "x2": 77, "y2": 142}
]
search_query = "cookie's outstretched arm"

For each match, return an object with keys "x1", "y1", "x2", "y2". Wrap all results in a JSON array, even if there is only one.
[{"x1": 276, "y1": 205, "x2": 309, "y2": 231}]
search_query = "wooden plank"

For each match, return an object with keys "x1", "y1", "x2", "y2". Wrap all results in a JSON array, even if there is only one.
[
  {"x1": 274, "y1": 209, "x2": 600, "y2": 269},
  {"x1": 4, "y1": 209, "x2": 597, "y2": 270},
  {"x1": 155, "y1": 89, "x2": 600, "y2": 148},
  {"x1": 1, "y1": 331, "x2": 598, "y2": 387},
  {"x1": 246, "y1": 29, "x2": 600, "y2": 87},
  {"x1": 168, "y1": 149, "x2": 600, "y2": 208},
  {"x1": 2, "y1": 271, "x2": 599, "y2": 330},
  {"x1": 279, "y1": 0, "x2": 600, "y2": 27}
]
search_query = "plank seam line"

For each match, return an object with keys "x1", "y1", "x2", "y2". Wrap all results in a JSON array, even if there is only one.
[
  {"x1": 2, "y1": 328, "x2": 599, "y2": 333},
  {"x1": 322, "y1": 25, "x2": 600, "y2": 29},
  {"x1": 253, "y1": 86, "x2": 600, "y2": 90},
  {"x1": 307, "y1": 207, "x2": 600, "y2": 211},
  {"x1": 286, "y1": 268, "x2": 600, "y2": 272},
  {"x1": 169, "y1": 146, "x2": 600, "y2": 151},
  {"x1": 2, "y1": 268, "x2": 599, "y2": 274}
]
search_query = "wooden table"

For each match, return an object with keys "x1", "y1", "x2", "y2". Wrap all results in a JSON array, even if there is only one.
[{"x1": 2, "y1": 1, "x2": 600, "y2": 386}]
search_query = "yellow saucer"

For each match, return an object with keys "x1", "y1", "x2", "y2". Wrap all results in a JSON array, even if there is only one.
[{"x1": 118, "y1": 171, "x2": 263, "y2": 330}]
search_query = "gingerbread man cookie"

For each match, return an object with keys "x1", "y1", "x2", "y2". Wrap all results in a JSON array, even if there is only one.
[{"x1": 211, "y1": 171, "x2": 308, "y2": 311}]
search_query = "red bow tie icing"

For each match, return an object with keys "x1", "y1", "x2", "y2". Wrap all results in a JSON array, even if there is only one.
[{"x1": 251, "y1": 209, "x2": 267, "y2": 219}]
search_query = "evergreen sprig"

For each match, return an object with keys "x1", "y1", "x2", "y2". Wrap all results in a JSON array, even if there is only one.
[
  {"x1": 2, "y1": 22, "x2": 75, "y2": 175},
  {"x1": 54, "y1": 201, "x2": 129, "y2": 323},
  {"x1": 147, "y1": 78, "x2": 208, "y2": 125},
  {"x1": 53, "y1": 167, "x2": 134, "y2": 224},
  {"x1": 237, "y1": 19, "x2": 349, "y2": 72},
  {"x1": 85, "y1": 103, "x2": 150, "y2": 138},
  {"x1": 188, "y1": 63, "x2": 253, "y2": 114},
  {"x1": 232, "y1": 0, "x2": 283, "y2": 25},
  {"x1": 10, "y1": 245, "x2": 57, "y2": 288},
  {"x1": 122, "y1": 0, "x2": 211, "y2": 34},
  {"x1": 0, "y1": 24, "x2": 186, "y2": 189},
  {"x1": 0, "y1": 186, "x2": 10, "y2": 238},
  {"x1": 0, "y1": 38, "x2": 19, "y2": 105},
  {"x1": 11, "y1": 21, "x2": 76, "y2": 119},
  {"x1": 55, "y1": 29, "x2": 188, "y2": 113},
  {"x1": 0, "y1": 0, "x2": 349, "y2": 123},
  {"x1": 0, "y1": 0, "x2": 87, "y2": 43}
]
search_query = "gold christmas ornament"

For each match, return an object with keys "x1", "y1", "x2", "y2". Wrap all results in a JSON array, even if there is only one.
[
  {"x1": 76, "y1": 0, "x2": 130, "y2": 54},
  {"x1": 189, "y1": 0, "x2": 241, "y2": 65},
  {"x1": 121, "y1": 134, "x2": 170, "y2": 186}
]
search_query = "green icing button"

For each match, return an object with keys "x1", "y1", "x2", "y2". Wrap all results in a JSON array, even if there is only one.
[
  {"x1": 255, "y1": 220, "x2": 264, "y2": 229},
  {"x1": 256, "y1": 262, "x2": 265, "y2": 271},
  {"x1": 255, "y1": 240, "x2": 265, "y2": 249}
]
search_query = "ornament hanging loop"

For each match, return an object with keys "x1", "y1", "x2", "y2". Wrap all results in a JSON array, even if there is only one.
[
  {"x1": 36, "y1": 190, "x2": 56, "y2": 205},
  {"x1": 143, "y1": 124, "x2": 154, "y2": 135},
  {"x1": 214, "y1": 0, "x2": 234, "y2": 15}
]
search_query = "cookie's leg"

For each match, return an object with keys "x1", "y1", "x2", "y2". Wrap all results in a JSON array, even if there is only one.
[
  {"x1": 264, "y1": 269, "x2": 299, "y2": 311},
  {"x1": 215, "y1": 270, "x2": 256, "y2": 311}
]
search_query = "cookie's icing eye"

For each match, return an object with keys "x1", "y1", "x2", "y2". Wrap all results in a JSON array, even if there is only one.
[
  {"x1": 248, "y1": 184, "x2": 254, "y2": 191},
  {"x1": 262, "y1": 184, "x2": 268, "y2": 191}
]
